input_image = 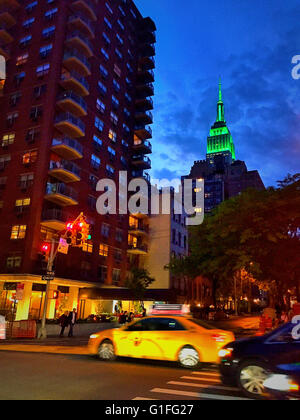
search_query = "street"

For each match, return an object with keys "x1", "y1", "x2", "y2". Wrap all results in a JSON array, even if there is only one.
[{"x1": 0, "y1": 351, "x2": 249, "y2": 400}]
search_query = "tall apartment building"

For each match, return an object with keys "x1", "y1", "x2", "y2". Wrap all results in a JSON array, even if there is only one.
[{"x1": 0, "y1": 0, "x2": 156, "y2": 320}]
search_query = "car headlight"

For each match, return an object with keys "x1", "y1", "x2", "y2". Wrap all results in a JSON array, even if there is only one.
[
  {"x1": 90, "y1": 334, "x2": 99, "y2": 339},
  {"x1": 263, "y1": 374, "x2": 299, "y2": 392},
  {"x1": 218, "y1": 348, "x2": 233, "y2": 358}
]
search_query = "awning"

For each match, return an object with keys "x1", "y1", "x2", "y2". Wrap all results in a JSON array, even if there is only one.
[{"x1": 79, "y1": 287, "x2": 176, "y2": 302}]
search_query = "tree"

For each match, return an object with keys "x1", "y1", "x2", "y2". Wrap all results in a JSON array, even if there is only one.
[
  {"x1": 168, "y1": 174, "x2": 300, "y2": 307},
  {"x1": 125, "y1": 267, "x2": 155, "y2": 302}
]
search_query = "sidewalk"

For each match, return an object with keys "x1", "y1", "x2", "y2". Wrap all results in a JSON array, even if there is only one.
[{"x1": 0, "y1": 336, "x2": 89, "y2": 355}]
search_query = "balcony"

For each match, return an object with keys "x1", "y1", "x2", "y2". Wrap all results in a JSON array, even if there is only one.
[
  {"x1": 136, "y1": 82, "x2": 154, "y2": 98},
  {"x1": 67, "y1": 14, "x2": 95, "y2": 39},
  {"x1": 137, "y1": 68, "x2": 154, "y2": 84},
  {"x1": 71, "y1": 0, "x2": 97, "y2": 22},
  {"x1": 63, "y1": 49, "x2": 91, "y2": 77},
  {"x1": 135, "y1": 96, "x2": 153, "y2": 111},
  {"x1": 139, "y1": 42, "x2": 155, "y2": 58},
  {"x1": 140, "y1": 17, "x2": 156, "y2": 32},
  {"x1": 0, "y1": 8, "x2": 17, "y2": 28},
  {"x1": 134, "y1": 125, "x2": 152, "y2": 140},
  {"x1": 55, "y1": 113, "x2": 85, "y2": 138},
  {"x1": 127, "y1": 243, "x2": 148, "y2": 255},
  {"x1": 51, "y1": 137, "x2": 83, "y2": 160},
  {"x1": 138, "y1": 55, "x2": 155, "y2": 70},
  {"x1": 65, "y1": 31, "x2": 94, "y2": 58},
  {"x1": 135, "y1": 110, "x2": 153, "y2": 125},
  {"x1": 49, "y1": 160, "x2": 81, "y2": 183},
  {"x1": 60, "y1": 70, "x2": 89, "y2": 96},
  {"x1": 128, "y1": 223, "x2": 149, "y2": 237},
  {"x1": 131, "y1": 155, "x2": 151, "y2": 170},
  {"x1": 138, "y1": 29, "x2": 156, "y2": 45},
  {"x1": 133, "y1": 138, "x2": 152, "y2": 155},
  {"x1": 57, "y1": 91, "x2": 87, "y2": 117},
  {"x1": 0, "y1": 25, "x2": 13, "y2": 44},
  {"x1": 45, "y1": 183, "x2": 78, "y2": 207},
  {"x1": 41, "y1": 208, "x2": 69, "y2": 231}
]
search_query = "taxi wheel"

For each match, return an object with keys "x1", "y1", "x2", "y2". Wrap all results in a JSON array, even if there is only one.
[
  {"x1": 97, "y1": 340, "x2": 116, "y2": 361},
  {"x1": 178, "y1": 345, "x2": 200, "y2": 369},
  {"x1": 237, "y1": 360, "x2": 269, "y2": 399}
]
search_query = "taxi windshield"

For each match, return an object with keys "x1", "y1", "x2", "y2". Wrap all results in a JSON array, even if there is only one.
[{"x1": 187, "y1": 318, "x2": 216, "y2": 330}]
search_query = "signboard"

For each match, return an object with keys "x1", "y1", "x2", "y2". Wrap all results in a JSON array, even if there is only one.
[
  {"x1": 0, "y1": 315, "x2": 5, "y2": 340},
  {"x1": 42, "y1": 274, "x2": 54, "y2": 282},
  {"x1": 16, "y1": 283, "x2": 25, "y2": 301},
  {"x1": 149, "y1": 304, "x2": 190, "y2": 316},
  {"x1": 58, "y1": 238, "x2": 69, "y2": 255}
]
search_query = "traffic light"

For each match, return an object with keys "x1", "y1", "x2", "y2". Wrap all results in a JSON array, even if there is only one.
[
  {"x1": 81, "y1": 220, "x2": 91, "y2": 242},
  {"x1": 64, "y1": 215, "x2": 90, "y2": 248},
  {"x1": 38, "y1": 243, "x2": 50, "y2": 272}
]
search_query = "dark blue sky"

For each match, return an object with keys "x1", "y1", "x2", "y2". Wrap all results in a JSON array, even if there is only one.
[{"x1": 135, "y1": 0, "x2": 299, "y2": 187}]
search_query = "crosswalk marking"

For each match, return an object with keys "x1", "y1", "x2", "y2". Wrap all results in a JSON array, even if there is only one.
[
  {"x1": 192, "y1": 371, "x2": 220, "y2": 377},
  {"x1": 150, "y1": 388, "x2": 251, "y2": 401},
  {"x1": 168, "y1": 381, "x2": 239, "y2": 392},
  {"x1": 133, "y1": 397, "x2": 156, "y2": 400},
  {"x1": 180, "y1": 375, "x2": 220, "y2": 383}
]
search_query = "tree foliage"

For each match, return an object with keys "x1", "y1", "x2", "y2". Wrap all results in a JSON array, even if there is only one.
[
  {"x1": 125, "y1": 267, "x2": 155, "y2": 301},
  {"x1": 168, "y1": 174, "x2": 300, "y2": 304}
]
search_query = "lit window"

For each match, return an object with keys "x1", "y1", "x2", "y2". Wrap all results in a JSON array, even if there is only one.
[
  {"x1": 83, "y1": 242, "x2": 93, "y2": 253},
  {"x1": 99, "y1": 243, "x2": 109, "y2": 257},
  {"x1": 11, "y1": 225, "x2": 27, "y2": 240}
]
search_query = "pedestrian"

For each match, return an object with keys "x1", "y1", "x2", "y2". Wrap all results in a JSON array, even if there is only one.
[
  {"x1": 128, "y1": 312, "x2": 134, "y2": 323},
  {"x1": 59, "y1": 311, "x2": 69, "y2": 337},
  {"x1": 142, "y1": 307, "x2": 147, "y2": 318},
  {"x1": 280, "y1": 310, "x2": 289, "y2": 324},
  {"x1": 68, "y1": 308, "x2": 77, "y2": 337}
]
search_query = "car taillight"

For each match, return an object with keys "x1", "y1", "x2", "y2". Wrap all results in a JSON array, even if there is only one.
[
  {"x1": 218, "y1": 348, "x2": 233, "y2": 358},
  {"x1": 212, "y1": 334, "x2": 226, "y2": 342}
]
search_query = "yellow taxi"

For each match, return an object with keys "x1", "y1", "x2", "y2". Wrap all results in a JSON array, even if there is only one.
[{"x1": 88, "y1": 307, "x2": 235, "y2": 368}]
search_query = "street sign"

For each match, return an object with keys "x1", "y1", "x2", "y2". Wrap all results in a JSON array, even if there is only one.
[
  {"x1": 58, "y1": 238, "x2": 69, "y2": 255},
  {"x1": 16, "y1": 283, "x2": 25, "y2": 300}
]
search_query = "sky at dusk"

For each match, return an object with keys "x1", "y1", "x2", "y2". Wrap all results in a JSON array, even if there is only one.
[{"x1": 135, "y1": 0, "x2": 300, "y2": 188}]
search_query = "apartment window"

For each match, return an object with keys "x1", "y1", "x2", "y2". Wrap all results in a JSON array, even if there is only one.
[
  {"x1": 104, "y1": 17, "x2": 112, "y2": 29},
  {"x1": 113, "y1": 79, "x2": 120, "y2": 92},
  {"x1": 14, "y1": 73, "x2": 25, "y2": 86},
  {"x1": 100, "y1": 64, "x2": 108, "y2": 79},
  {"x1": 25, "y1": 1, "x2": 38, "y2": 13},
  {"x1": 36, "y1": 64, "x2": 50, "y2": 77},
  {"x1": 23, "y1": 17, "x2": 35, "y2": 29},
  {"x1": 124, "y1": 108, "x2": 130, "y2": 118},
  {"x1": 105, "y1": 2, "x2": 113, "y2": 14},
  {"x1": 112, "y1": 95, "x2": 119, "y2": 109},
  {"x1": 102, "y1": 32, "x2": 111, "y2": 45},
  {"x1": 101, "y1": 48, "x2": 109, "y2": 61},
  {"x1": 19, "y1": 35, "x2": 32, "y2": 48},
  {"x1": 6, "y1": 256, "x2": 22, "y2": 269},
  {"x1": 40, "y1": 44, "x2": 52, "y2": 59},
  {"x1": 89, "y1": 174, "x2": 98, "y2": 191},
  {"x1": 98, "y1": 81, "x2": 107, "y2": 96},
  {"x1": 130, "y1": 9, "x2": 137, "y2": 19},
  {"x1": 125, "y1": 92, "x2": 132, "y2": 102},
  {"x1": 91, "y1": 154, "x2": 101, "y2": 170},
  {"x1": 88, "y1": 195, "x2": 96, "y2": 210},
  {"x1": 118, "y1": 5, "x2": 126, "y2": 16},
  {"x1": 26, "y1": 127, "x2": 40, "y2": 143},
  {"x1": 120, "y1": 156, "x2": 127, "y2": 167},
  {"x1": 10, "y1": 93, "x2": 21, "y2": 107},
  {"x1": 116, "y1": 229, "x2": 123, "y2": 242},
  {"x1": 96, "y1": 99, "x2": 105, "y2": 114},
  {"x1": 30, "y1": 106, "x2": 43, "y2": 121},
  {"x1": 0, "y1": 155, "x2": 11, "y2": 170},
  {"x1": 42, "y1": 26, "x2": 55, "y2": 39},
  {"x1": 116, "y1": 34, "x2": 124, "y2": 45},
  {"x1": 108, "y1": 129, "x2": 117, "y2": 142},
  {"x1": 33, "y1": 84, "x2": 47, "y2": 99},
  {"x1": 108, "y1": 146, "x2": 116, "y2": 160},
  {"x1": 93, "y1": 135, "x2": 102, "y2": 150},
  {"x1": 10, "y1": 225, "x2": 27, "y2": 240},
  {"x1": 114, "y1": 64, "x2": 121, "y2": 78},
  {"x1": 23, "y1": 150, "x2": 37, "y2": 165},
  {"x1": 82, "y1": 241, "x2": 93, "y2": 253},
  {"x1": 126, "y1": 63, "x2": 133, "y2": 73},
  {"x1": 122, "y1": 139, "x2": 128, "y2": 148},
  {"x1": 45, "y1": 8, "x2": 58, "y2": 20},
  {"x1": 112, "y1": 268, "x2": 121, "y2": 285},
  {"x1": 110, "y1": 112, "x2": 118, "y2": 126},
  {"x1": 101, "y1": 223, "x2": 110, "y2": 238},
  {"x1": 98, "y1": 265, "x2": 107, "y2": 283},
  {"x1": 95, "y1": 117, "x2": 104, "y2": 132},
  {"x1": 106, "y1": 164, "x2": 115, "y2": 177},
  {"x1": 16, "y1": 54, "x2": 29, "y2": 66},
  {"x1": 99, "y1": 243, "x2": 109, "y2": 257},
  {"x1": 19, "y1": 173, "x2": 34, "y2": 189},
  {"x1": 115, "y1": 49, "x2": 122, "y2": 60},
  {"x1": 117, "y1": 19, "x2": 124, "y2": 31},
  {"x1": 2, "y1": 133, "x2": 15, "y2": 147},
  {"x1": 0, "y1": 176, "x2": 7, "y2": 189},
  {"x1": 15, "y1": 198, "x2": 31, "y2": 212},
  {"x1": 123, "y1": 123, "x2": 130, "y2": 134}
]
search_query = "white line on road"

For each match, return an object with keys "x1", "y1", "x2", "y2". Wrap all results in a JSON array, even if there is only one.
[
  {"x1": 181, "y1": 376, "x2": 220, "y2": 383},
  {"x1": 150, "y1": 388, "x2": 252, "y2": 401},
  {"x1": 168, "y1": 381, "x2": 239, "y2": 392},
  {"x1": 133, "y1": 397, "x2": 157, "y2": 400},
  {"x1": 192, "y1": 371, "x2": 220, "y2": 377}
]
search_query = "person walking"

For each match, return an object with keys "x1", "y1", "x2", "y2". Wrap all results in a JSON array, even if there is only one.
[
  {"x1": 68, "y1": 308, "x2": 77, "y2": 337},
  {"x1": 59, "y1": 311, "x2": 69, "y2": 338}
]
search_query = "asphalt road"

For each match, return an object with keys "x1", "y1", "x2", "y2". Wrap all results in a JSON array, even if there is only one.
[{"x1": 0, "y1": 351, "x2": 251, "y2": 400}]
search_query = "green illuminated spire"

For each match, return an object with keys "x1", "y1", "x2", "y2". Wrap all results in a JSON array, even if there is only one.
[{"x1": 206, "y1": 79, "x2": 236, "y2": 162}]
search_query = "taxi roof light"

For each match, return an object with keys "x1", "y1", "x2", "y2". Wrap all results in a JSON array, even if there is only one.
[{"x1": 148, "y1": 304, "x2": 190, "y2": 316}]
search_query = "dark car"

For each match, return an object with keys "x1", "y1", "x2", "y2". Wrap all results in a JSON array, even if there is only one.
[
  {"x1": 263, "y1": 364, "x2": 300, "y2": 400},
  {"x1": 219, "y1": 322, "x2": 300, "y2": 399}
]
